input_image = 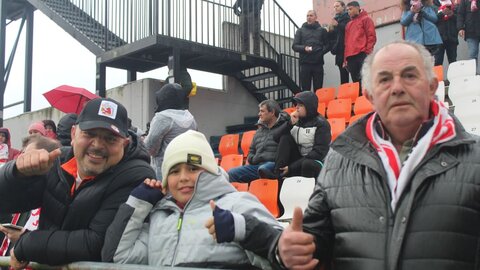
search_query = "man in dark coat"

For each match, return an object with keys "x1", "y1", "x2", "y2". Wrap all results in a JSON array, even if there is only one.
[
  {"x1": 457, "y1": 0, "x2": 480, "y2": 74},
  {"x1": 293, "y1": 10, "x2": 330, "y2": 91},
  {"x1": 328, "y1": 1, "x2": 351, "y2": 83},
  {"x1": 0, "y1": 98, "x2": 155, "y2": 268}
]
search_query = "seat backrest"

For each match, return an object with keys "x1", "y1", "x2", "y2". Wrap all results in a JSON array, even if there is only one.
[
  {"x1": 353, "y1": 96, "x2": 373, "y2": 115},
  {"x1": 277, "y1": 176, "x2": 315, "y2": 221},
  {"x1": 337, "y1": 82, "x2": 360, "y2": 103},
  {"x1": 453, "y1": 96, "x2": 480, "y2": 135},
  {"x1": 231, "y1": 182, "x2": 249, "y2": 192},
  {"x1": 249, "y1": 179, "x2": 280, "y2": 218},
  {"x1": 283, "y1": 107, "x2": 296, "y2": 115},
  {"x1": 317, "y1": 102, "x2": 326, "y2": 117},
  {"x1": 447, "y1": 59, "x2": 476, "y2": 81},
  {"x1": 435, "y1": 81, "x2": 445, "y2": 103},
  {"x1": 315, "y1": 87, "x2": 336, "y2": 105},
  {"x1": 328, "y1": 118, "x2": 346, "y2": 142},
  {"x1": 240, "y1": 130, "x2": 256, "y2": 158},
  {"x1": 433, "y1": 65, "x2": 444, "y2": 81},
  {"x1": 220, "y1": 154, "x2": 244, "y2": 172},
  {"x1": 348, "y1": 114, "x2": 365, "y2": 125},
  {"x1": 218, "y1": 134, "x2": 240, "y2": 157},
  {"x1": 327, "y1": 98, "x2": 352, "y2": 121},
  {"x1": 448, "y1": 75, "x2": 480, "y2": 104}
]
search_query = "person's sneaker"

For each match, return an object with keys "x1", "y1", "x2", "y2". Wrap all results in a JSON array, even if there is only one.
[{"x1": 258, "y1": 167, "x2": 277, "y2": 179}]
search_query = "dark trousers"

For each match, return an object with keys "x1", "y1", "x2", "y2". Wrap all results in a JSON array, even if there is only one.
[
  {"x1": 338, "y1": 65, "x2": 350, "y2": 84},
  {"x1": 274, "y1": 134, "x2": 322, "y2": 179},
  {"x1": 346, "y1": 52, "x2": 367, "y2": 94},
  {"x1": 436, "y1": 41, "x2": 458, "y2": 65},
  {"x1": 300, "y1": 63, "x2": 324, "y2": 92},
  {"x1": 425, "y1": 44, "x2": 443, "y2": 66},
  {"x1": 239, "y1": 11, "x2": 261, "y2": 54}
]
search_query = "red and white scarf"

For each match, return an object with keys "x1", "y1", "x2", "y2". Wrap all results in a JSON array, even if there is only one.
[{"x1": 366, "y1": 101, "x2": 456, "y2": 211}]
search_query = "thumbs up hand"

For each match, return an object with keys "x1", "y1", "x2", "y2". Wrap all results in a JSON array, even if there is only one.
[
  {"x1": 16, "y1": 148, "x2": 62, "y2": 177},
  {"x1": 205, "y1": 200, "x2": 235, "y2": 243},
  {"x1": 278, "y1": 207, "x2": 319, "y2": 269}
]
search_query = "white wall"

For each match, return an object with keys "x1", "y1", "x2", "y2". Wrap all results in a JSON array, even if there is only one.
[{"x1": 4, "y1": 77, "x2": 260, "y2": 149}]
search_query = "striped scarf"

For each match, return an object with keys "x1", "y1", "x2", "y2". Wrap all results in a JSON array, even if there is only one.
[{"x1": 366, "y1": 100, "x2": 456, "y2": 211}]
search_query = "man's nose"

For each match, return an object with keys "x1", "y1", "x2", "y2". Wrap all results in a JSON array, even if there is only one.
[{"x1": 391, "y1": 76, "x2": 404, "y2": 95}]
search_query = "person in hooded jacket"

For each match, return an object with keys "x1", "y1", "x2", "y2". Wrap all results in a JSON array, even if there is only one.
[
  {"x1": 102, "y1": 130, "x2": 281, "y2": 269},
  {"x1": 144, "y1": 83, "x2": 197, "y2": 180},
  {"x1": 293, "y1": 10, "x2": 330, "y2": 91},
  {"x1": 56, "y1": 113, "x2": 78, "y2": 147},
  {"x1": 269, "y1": 91, "x2": 331, "y2": 180},
  {"x1": 0, "y1": 128, "x2": 21, "y2": 162}
]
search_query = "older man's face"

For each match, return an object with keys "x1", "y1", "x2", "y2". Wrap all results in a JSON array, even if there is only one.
[
  {"x1": 71, "y1": 126, "x2": 129, "y2": 179},
  {"x1": 366, "y1": 44, "x2": 437, "y2": 133}
]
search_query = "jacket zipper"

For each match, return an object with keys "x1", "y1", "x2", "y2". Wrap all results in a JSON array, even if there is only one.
[{"x1": 170, "y1": 211, "x2": 184, "y2": 266}]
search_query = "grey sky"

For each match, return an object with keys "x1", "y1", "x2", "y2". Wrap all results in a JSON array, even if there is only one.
[{"x1": 3, "y1": 0, "x2": 311, "y2": 119}]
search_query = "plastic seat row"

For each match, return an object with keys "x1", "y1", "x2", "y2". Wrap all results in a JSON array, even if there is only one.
[{"x1": 231, "y1": 177, "x2": 315, "y2": 220}]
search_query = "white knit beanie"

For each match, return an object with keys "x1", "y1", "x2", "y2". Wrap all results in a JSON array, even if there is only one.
[{"x1": 161, "y1": 130, "x2": 218, "y2": 187}]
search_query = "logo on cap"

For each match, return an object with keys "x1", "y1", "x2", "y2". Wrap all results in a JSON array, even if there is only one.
[
  {"x1": 187, "y1": 154, "x2": 202, "y2": 166},
  {"x1": 98, "y1": 100, "x2": 118, "y2": 120}
]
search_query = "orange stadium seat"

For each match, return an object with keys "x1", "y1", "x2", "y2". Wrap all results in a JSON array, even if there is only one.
[
  {"x1": 315, "y1": 87, "x2": 336, "y2": 105},
  {"x1": 327, "y1": 98, "x2": 351, "y2": 122},
  {"x1": 220, "y1": 154, "x2": 244, "y2": 172},
  {"x1": 317, "y1": 102, "x2": 326, "y2": 116},
  {"x1": 348, "y1": 114, "x2": 366, "y2": 125},
  {"x1": 353, "y1": 96, "x2": 373, "y2": 115},
  {"x1": 218, "y1": 134, "x2": 240, "y2": 157},
  {"x1": 240, "y1": 130, "x2": 256, "y2": 160},
  {"x1": 328, "y1": 118, "x2": 346, "y2": 142},
  {"x1": 231, "y1": 182, "x2": 249, "y2": 192},
  {"x1": 433, "y1": 65, "x2": 444, "y2": 81},
  {"x1": 283, "y1": 107, "x2": 296, "y2": 114},
  {"x1": 337, "y1": 82, "x2": 360, "y2": 103},
  {"x1": 249, "y1": 179, "x2": 280, "y2": 218}
]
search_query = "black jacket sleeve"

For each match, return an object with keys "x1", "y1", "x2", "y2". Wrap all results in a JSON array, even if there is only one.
[
  {"x1": 240, "y1": 213, "x2": 282, "y2": 259},
  {"x1": 305, "y1": 118, "x2": 331, "y2": 161},
  {"x1": 272, "y1": 121, "x2": 293, "y2": 143},
  {"x1": 101, "y1": 203, "x2": 136, "y2": 262},
  {"x1": 456, "y1": 0, "x2": 466, "y2": 31},
  {"x1": 292, "y1": 29, "x2": 305, "y2": 53},
  {"x1": 0, "y1": 161, "x2": 45, "y2": 213}
]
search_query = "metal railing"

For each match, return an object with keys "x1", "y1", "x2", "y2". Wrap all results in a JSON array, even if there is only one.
[{"x1": 0, "y1": 257, "x2": 209, "y2": 270}]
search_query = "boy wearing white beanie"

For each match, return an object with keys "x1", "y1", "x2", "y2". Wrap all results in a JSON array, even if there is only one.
[{"x1": 102, "y1": 130, "x2": 282, "y2": 268}]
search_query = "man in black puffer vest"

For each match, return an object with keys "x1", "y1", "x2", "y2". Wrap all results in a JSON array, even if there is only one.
[
  {"x1": 0, "y1": 98, "x2": 155, "y2": 268},
  {"x1": 293, "y1": 10, "x2": 330, "y2": 91}
]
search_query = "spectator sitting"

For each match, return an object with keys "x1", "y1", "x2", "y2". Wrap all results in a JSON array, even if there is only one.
[
  {"x1": 144, "y1": 83, "x2": 197, "y2": 180},
  {"x1": 56, "y1": 113, "x2": 78, "y2": 147},
  {"x1": 228, "y1": 99, "x2": 289, "y2": 183},
  {"x1": 28, "y1": 122, "x2": 46, "y2": 136},
  {"x1": 265, "y1": 91, "x2": 331, "y2": 180},
  {"x1": 102, "y1": 130, "x2": 280, "y2": 269},
  {"x1": 0, "y1": 98, "x2": 156, "y2": 268},
  {"x1": 42, "y1": 120, "x2": 57, "y2": 139}
]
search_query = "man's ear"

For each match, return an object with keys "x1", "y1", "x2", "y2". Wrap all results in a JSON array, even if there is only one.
[
  {"x1": 70, "y1": 125, "x2": 76, "y2": 146},
  {"x1": 429, "y1": 77, "x2": 439, "y2": 98},
  {"x1": 363, "y1": 89, "x2": 373, "y2": 103},
  {"x1": 123, "y1": 137, "x2": 130, "y2": 147}
]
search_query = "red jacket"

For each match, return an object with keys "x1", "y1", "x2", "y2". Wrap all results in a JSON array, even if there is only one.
[{"x1": 344, "y1": 10, "x2": 377, "y2": 61}]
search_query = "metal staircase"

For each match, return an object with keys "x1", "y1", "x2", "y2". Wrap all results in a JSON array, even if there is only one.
[{"x1": 5, "y1": 0, "x2": 302, "y2": 105}]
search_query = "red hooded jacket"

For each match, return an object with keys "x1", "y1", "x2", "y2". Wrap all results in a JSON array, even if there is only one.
[{"x1": 344, "y1": 9, "x2": 377, "y2": 61}]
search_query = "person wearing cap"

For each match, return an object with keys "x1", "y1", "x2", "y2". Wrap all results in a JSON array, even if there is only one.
[
  {"x1": 27, "y1": 121, "x2": 46, "y2": 136},
  {"x1": 102, "y1": 130, "x2": 281, "y2": 268},
  {"x1": 262, "y1": 91, "x2": 330, "y2": 180},
  {"x1": 0, "y1": 98, "x2": 155, "y2": 268},
  {"x1": 144, "y1": 83, "x2": 197, "y2": 180}
]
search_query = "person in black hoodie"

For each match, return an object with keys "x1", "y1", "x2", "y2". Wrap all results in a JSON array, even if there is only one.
[
  {"x1": 434, "y1": 0, "x2": 458, "y2": 64},
  {"x1": 0, "y1": 98, "x2": 155, "y2": 268},
  {"x1": 265, "y1": 91, "x2": 331, "y2": 180},
  {"x1": 293, "y1": 10, "x2": 330, "y2": 91},
  {"x1": 56, "y1": 113, "x2": 78, "y2": 147},
  {"x1": 328, "y1": 1, "x2": 351, "y2": 84}
]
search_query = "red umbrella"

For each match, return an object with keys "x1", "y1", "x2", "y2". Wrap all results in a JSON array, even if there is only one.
[{"x1": 43, "y1": 85, "x2": 99, "y2": 114}]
